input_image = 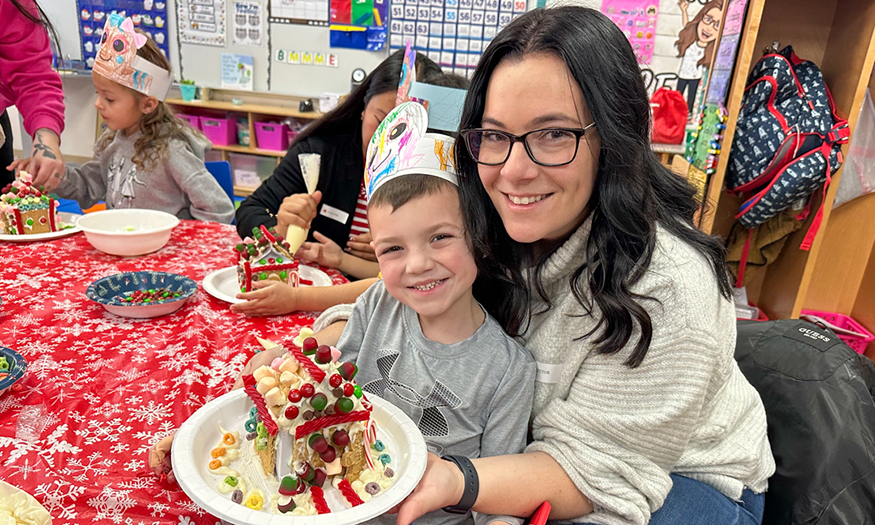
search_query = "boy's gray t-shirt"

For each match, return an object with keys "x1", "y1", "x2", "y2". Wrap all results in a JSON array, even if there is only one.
[{"x1": 336, "y1": 280, "x2": 536, "y2": 525}]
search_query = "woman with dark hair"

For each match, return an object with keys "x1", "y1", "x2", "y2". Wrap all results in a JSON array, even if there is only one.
[
  {"x1": 235, "y1": 50, "x2": 441, "y2": 268},
  {"x1": 394, "y1": 6, "x2": 774, "y2": 525},
  {"x1": 230, "y1": 51, "x2": 442, "y2": 316},
  {"x1": 1, "y1": 0, "x2": 66, "y2": 187}
]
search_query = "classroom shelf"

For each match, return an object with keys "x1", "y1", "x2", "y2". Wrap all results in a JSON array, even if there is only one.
[
  {"x1": 166, "y1": 98, "x2": 323, "y2": 121},
  {"x1": 212, "y1": 144, "x2": 289, "y2": 158},
  {"x1": 695, "y1": 0, "x2": 875, "y2": 353}
]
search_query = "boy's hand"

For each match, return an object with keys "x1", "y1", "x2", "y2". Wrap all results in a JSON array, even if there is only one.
[
  {"x1": 275, "y1": 191, "x2": 322, "y2": 238},
  {"x1": 148, "y1": 434, "x2": 177, "y2": 484},
  {"x1": 296, "y1": 231, "x2": 343, "y2": 268},
  {"x1": 231, "y1": 280, "x2": 299, "y2": 316},
  {"x1": 391, "y1": 452, "x2": 464, "y2": 524},
  {"x1": 346, "y1": 231, "x2": 377, "y2": 262},
  {"x1": 28, "y1": 129, "x2": 65, "y2": 191},
  {"x1": 232, "y1": 344, "x2": 286, "y2": 390}
]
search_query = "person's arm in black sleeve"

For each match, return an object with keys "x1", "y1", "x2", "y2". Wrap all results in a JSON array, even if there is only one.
[{"x1": 235, "y1": 140, "x2": 311, "y2": 239}]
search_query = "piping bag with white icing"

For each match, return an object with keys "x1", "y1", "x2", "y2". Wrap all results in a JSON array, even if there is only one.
[{"x1": 284, "y1": 153, "x2": 321, "y2": 255}]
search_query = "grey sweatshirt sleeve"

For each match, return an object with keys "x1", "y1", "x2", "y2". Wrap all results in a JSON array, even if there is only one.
[
  {"x1": 472, "y1": 346, "x2": 536, "y2": 525},
  {"x1": 331, "y1": 290, "x2": 374, "y2": 365},
  {"x1": 165, "y1": 140, "x2": 235, "y2": 224},
  {"x1": 313, "y1": 303, "x2": 356, "y2": 332},
  {"x1": 57, "y1": 157, "x2": 106, "y2": 209}
]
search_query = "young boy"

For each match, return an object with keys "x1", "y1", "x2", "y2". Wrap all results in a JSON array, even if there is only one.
[{"x1": 314, "y1": 102, "x2": 535, "y2": 525}]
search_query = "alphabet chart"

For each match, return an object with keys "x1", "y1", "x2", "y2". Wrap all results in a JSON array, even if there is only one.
[{"x1": 388, "y1": 0, "x2": 528, "y2": 78}]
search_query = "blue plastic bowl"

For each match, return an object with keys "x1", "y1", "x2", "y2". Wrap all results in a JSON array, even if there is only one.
[
  {"x1": 86, "y1": 271, "x2": 197, "y2": 318},
  {"x1": 0, "y1": 347, "x2": 27, "y2": 397}
]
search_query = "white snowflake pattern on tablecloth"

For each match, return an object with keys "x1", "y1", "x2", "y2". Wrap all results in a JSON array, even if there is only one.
[
  {"x1": 124, "y1": 458, "x2": 144, "y2": 472},
  {"x1": 171, "y1": 368, "x2": 203, "y2": 388},
  {"x1": 29, "y1": 354, "x2": 77, "y2": 379},
  {"x1": 87, "y1": 484, "x2": 136, "y2": 523},
  {"x1": 6, "y1": 457, "x2": 41, "y2": 480},
  {"x1": 0, "y1": 423, "x2": 80, "y2": 468},
  {"x1": 131, "y1": 420, "x2": 175, "y2": 455},
  {"x1": 128, "y1": 400, "x2": 172, "y2": 425},
  {"x1": 35, "y1": 479, "x2": 87, "y2": 520},
  {"x1": 62, "y1": 451, "x2": 118, "y2": 482},
  {"x1": 17, "y1": 338, "x2": 54, "y2": 356},
  {"x1": 148, "y1": 501, "x2": 169, "y2": 517},
  {"x1": 75, "y1": 417, "x2": 133, "y2": 445},
  {"x1": 197, "y1": 353, "x2": 247, "y2": 388}
]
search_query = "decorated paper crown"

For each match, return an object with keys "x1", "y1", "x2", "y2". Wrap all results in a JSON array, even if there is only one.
[
  {"x1": 364, "y1": 102, "x2": 457, "y2": 202},
  {"x1": 92, "y1": 14, "x2": 172, "y2": 101}
]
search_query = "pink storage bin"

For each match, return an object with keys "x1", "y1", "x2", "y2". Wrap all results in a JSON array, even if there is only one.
[
  {"x1": 176, "y1": 113, "x2": 201, "y2": 130},
  {"x1": 255, "y1": 122, "x2": 290, "y2": 151},
  {"x1": 200, "y1": 116, "x2": 236, "y2": 146},
  {"x1": 800, "y1": 309, "x2": 874, "y2": 354},
  {"x1": 287, "y1": 129, "x2": 299, "y2": 145}
]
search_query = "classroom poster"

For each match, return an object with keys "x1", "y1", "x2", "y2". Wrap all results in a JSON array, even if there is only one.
[
  {"x1": 329, "y1": 0, "x2": 388, "y2": 50},
  {"x1": 177, "y1": 0, "x2": 226, "y2": 46},
  {"x1": 270, "y1": 0, "x2": 330, "y2": 26},
  {"x1": 77, "y1": 0, "x2": 170, "y2": 70},
  {"x1": 705, "y1": 0, "x2": 748, "y2": 105},
  {"x1": 601, "y1": 0, "x2": 658, "y2": 65},
  {"x1": 233, "y1": 0, "x2": 264, "y2": 46},
  {"x1": 221, "y1": 53, "x2": 254, "y2": 90},
  {"x1": 388, "y1": 0, "x2": 527, "y2": 79}
]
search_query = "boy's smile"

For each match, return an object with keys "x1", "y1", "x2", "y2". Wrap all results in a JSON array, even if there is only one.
[{"x1": 370, "y1": 186, "x2": 483, "y2": 343}]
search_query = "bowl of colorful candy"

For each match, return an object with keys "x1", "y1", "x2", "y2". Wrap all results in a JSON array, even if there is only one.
[
  {"x1": 0, "y1": 346, "x2": 27, "y2": 397},
  {"x1": 76, "y1": 209, "x2": 180, "y2": 256},
  {"x1": 86, "y1": 271, "x2": 197, "y2": 318}
]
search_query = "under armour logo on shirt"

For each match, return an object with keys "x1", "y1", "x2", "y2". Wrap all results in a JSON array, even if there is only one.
[{"x1": 363, "y1": 349, "x2": 462, "y2": 438}]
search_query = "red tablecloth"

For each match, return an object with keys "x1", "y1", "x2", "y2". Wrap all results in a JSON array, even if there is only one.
[{"x1": 0, "y1": 220, "x2": 346, "y2": 523}]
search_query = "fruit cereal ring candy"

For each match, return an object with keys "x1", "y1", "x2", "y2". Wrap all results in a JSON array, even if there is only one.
[
  {"x1": 365, "y1": 482, "x2": 381, "y2": 495},
  {"x1": 231, "y1": 489, "x2": 243, "y2": 504}
]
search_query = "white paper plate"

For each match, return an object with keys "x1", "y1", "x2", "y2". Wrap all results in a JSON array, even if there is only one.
[
  {"x1": 0, "y1": 212, "x2": 82, "y2": 242},
  {"x1": 173, "y1": 389, "x2": 427, "y2": 525},
  {"x1": 203, "y1": 265, "x2": 333, "y2": 304}
]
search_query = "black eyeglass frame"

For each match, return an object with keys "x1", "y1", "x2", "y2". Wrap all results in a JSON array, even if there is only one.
[{"x1": 460, "y1": 122, "x2": 597, "y2": 167}]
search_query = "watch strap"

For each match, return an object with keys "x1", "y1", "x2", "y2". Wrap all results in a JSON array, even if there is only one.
[{"x1": 441, "y1": 455, "x2": 479, "y2": 514}]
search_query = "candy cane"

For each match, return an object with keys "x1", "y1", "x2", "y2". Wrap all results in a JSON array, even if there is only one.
[
  {"x1": 294, "y1": 410, "x2": 370, "y2": 440},
  {"x1": 310, "y1": 486, "x2": 331, "y2": 514},
  {"x1": 362, "y1": 417, "x2": 376, "y2": 470},
  {"x1": 338, "y1": 479, "x2": 364, "y2": 507},
  {"x1": 243, "y1": 374, "x2": 278, "y2": 435},
  {"x1": 289, "y1": 345, "x2": 326, "y2": 383}
]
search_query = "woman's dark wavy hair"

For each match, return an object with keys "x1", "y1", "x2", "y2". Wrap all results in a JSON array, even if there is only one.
[
  {"x1": 458, "y1": 6, "x2": 732, "y2": 367},
  {"x1": 293, "y1": 50, "x2": 441, "y2": 146}
]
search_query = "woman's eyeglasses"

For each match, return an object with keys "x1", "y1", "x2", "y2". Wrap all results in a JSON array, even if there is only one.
[
  {"x1": 460, "y1": 122, "x2": 596, "y2": 167},
  {"x1": 702, "y1": 14, "x2": 720, "y2": 29}
]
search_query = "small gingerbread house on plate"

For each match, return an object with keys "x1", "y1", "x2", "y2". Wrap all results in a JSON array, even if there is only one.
[
  {"x1": 236, "y1": 225, "x2": 300, "y2": 293},
  {"x1": 0, "y1": 172, "x2": 61, "y2": 235}
]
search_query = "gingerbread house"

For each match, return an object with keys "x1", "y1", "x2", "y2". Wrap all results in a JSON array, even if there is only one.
[
  {"x1": 236, "y1": 225, "x2": 302, "y2": 293},
  {"x1": 0, "y1": 172, "x2": 61, "y2": 235}
]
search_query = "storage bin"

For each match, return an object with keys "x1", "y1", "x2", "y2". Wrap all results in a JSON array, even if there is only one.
[
  {"x1": 287, "y1": 129, "x2": 299, "y2": 145},
  {"x1": 229, "y1": 152, "x2": 277, "y2": 190},
  {"x1": 176, "y1": 113, "x2": 201, "y2": 130},
  {"x1": 255, "y1": 121, "x2": 290, "y2": 151},
  {"x1": 200, "y1": 116, "x2": 236, "y2": 146},
  {"x1": 204, "y1": 150, "x2": 223, "y2": 163},
  {"x1": 799, "y1": 310, "x2": 874, "y2": 354}
]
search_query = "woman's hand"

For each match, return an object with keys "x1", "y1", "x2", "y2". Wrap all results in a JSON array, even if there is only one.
[
  {"x1": 28, "y1": 129, "x2": 65, "y2": 191},
  {"x1": 296, "y1": 231, "x2": 344, "y2": 268},
  {"x1": 391, "y1": 453, "x2": 464, "y2": 524},
  {"x1": 346, "y1": 231, "x2": 377, "y2": 262},
  {"x1": 231, "y1": 280, "x2": 299, "y2": 316},
  {"x1": 275, "y1": 190, "x2": 322, "y2": 238}
]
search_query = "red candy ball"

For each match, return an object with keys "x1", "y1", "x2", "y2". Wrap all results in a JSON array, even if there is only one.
[
  {"x1": 288, "y1": 389, "x2": 302, "y2": 403},
  {"x1": 320, "y1": 446, "x2": 336, "y2": 464},
  {"x1": 302, "y1": 337, "x2": 318, "y2": 353},
  {"x1": 332, "y1": 429, "x2": 350, "y2": 447},
  {"x1": 343, "y1": 383, "x2": 355, "y2": 397},
  {"x1": 329, "y1": 374, "x2": 342, "y2": 388},
  {"x1": 284, "y1": 405, "x2": 299, "y2": 420},
  {"x1": 300, "y1": 384, "x2": 315, "y2": 398},
  {"x1": 311, "y1": 435, "x2": 329, "y2": 454},
  {"x1": 315, "y1": 345, "x2": 332, "y2": 364}
]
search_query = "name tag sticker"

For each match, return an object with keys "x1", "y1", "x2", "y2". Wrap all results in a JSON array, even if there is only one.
[
  {"x1": 535, "y1": 361, "x2": 562, "y2": 384},
  {"x1": 320, "y1": 204, "x2": 349, "y2": 224}
]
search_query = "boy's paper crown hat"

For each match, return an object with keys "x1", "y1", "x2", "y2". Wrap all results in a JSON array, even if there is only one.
[
  {"x1": 92, "y1": 14, "x2": 172, "y2": 101},
  {"x1": 364, "y1": 102, "x2": 458, "y2": 202}
]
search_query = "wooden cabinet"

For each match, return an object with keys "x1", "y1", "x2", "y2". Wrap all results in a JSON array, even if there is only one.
[{"x1": 699, "y1": 0, "x2": 875, "y2": 341}]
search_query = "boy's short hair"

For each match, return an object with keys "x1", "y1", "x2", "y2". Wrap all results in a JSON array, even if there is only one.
[{"x1": 368, "y1": 174, "x2": 457, "y2": 212}]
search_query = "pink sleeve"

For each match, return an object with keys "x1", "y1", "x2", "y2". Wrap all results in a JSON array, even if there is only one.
[{"x1": 0, "y1": 0, "x2": 65, "y2": 139}]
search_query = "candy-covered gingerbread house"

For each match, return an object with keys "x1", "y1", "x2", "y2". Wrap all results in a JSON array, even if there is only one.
[
  {"x1": 0, "y1": 172, "x2": 61, "y2": 235},
  {"x1": 207, "y1": 336, "x2": 394, "y2": 514},
  {"x1": 236, "y1": 225, "x2": 301, "y2": 293}
]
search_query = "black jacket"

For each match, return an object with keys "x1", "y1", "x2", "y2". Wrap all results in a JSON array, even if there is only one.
[{"x1": 235, "y1": 132, "x2": 364, "y2": 245}]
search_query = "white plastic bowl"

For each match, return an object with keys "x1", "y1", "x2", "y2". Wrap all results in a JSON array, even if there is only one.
[{"x1": 76, "y1": 209, "x2": 180, "y2": 256}]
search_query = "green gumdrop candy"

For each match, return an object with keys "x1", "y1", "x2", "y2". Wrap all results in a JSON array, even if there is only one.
[
  {"x1": 335, "y1": 397, "x2": 354, "y2": 414},
  {"x1": 279, "y1": 270, "x2": 288, "y2": 279},
  {"x1": 235, "y1": 243, "x2": 245, "y2": 252},
  {"x1": 354, "y1": 384, "x2": 363, "y2": 398},
  {"x1": 278, "y1": 475, "x2": 297, "y2": 496},
  {"x1": 309, "y1": 393, "x2": 327, "y2": 411}
]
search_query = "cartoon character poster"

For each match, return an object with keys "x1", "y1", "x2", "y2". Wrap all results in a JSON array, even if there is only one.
[
  {"x1": 601, "y1": 0, "x2": 659, "y2": 65},
  {"x1": 674, "y1": 0, "x2": 724, "y2": 115}
]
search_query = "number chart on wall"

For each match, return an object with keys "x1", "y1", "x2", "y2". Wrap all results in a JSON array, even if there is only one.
[{"x1": 388, "y1": 0, "x2": 527, "y2": 78}]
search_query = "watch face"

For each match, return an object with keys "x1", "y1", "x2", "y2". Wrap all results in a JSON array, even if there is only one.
[{"x1": 352, "y1": 68, "x2": 366, "y2": 83}]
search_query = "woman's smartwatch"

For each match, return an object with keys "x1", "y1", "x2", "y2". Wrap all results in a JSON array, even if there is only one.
[{"x1": 441, "y1": 455, "x2": 479, "y2": 514}]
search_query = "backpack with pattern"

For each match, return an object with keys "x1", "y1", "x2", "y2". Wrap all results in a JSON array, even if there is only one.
[{"x1": 726, "y1": 46, "x2": 849, "y2": 284}]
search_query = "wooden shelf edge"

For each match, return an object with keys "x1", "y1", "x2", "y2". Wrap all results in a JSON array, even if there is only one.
[
  {"x1": 233, "y1": 186, "x2": 256, "y2": 197},
  {"x1": 167, "y1": 98, "x2": 323, "y2": 120},
  {"x1": 212, "y1": 144, "x2": 288, "y2": 157}
]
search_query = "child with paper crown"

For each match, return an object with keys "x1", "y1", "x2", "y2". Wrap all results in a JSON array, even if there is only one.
[
  {"x1": 13, "y1": 15, "x2": 234, "y2": 223},
  {"x1": 231, "y1": 102, "x2": 536, "y2": 524}
]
